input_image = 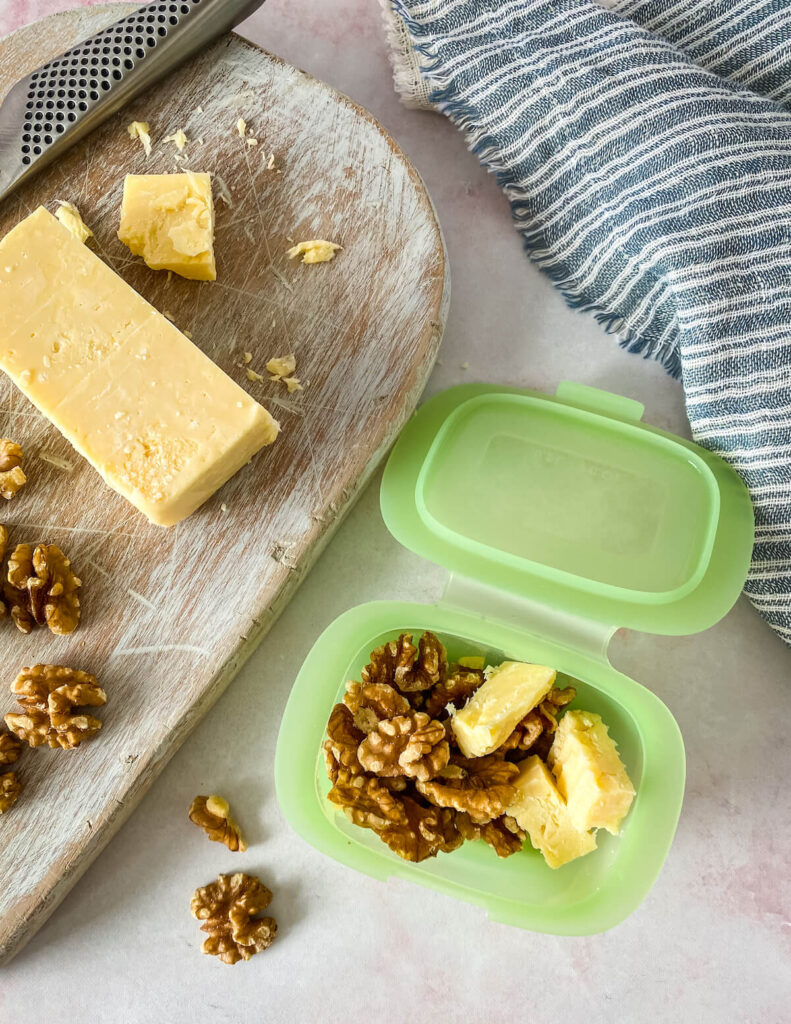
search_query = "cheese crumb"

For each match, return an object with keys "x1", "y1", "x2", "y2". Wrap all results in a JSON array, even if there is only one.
[
  {"x1": 267, "y1": 153, "x2": 276, "y2": 170},
  {"x1": 266, "y1": 354, "x2": 297, "y2": 378},
  {"x1": 220, "y1": 502, "x2": 228, "y2": 513},
  {"x1": 247, "y1": 368, "x2": 264, "y2": 383},
  {"x1": 283, "y1": 376, "x2": 303, "y2": 393},
  {"x1": 163, "y1": 310, "x2": 175, "y2": 322},
  {"x1": 243, "y1": 352, "x2": 253, "y2": 364},
  {"x1": 38, "y1": 451, "x2": 75, "y2": 472},
  {"x1": 127, "y1": 120, "x2": 152, "y2": 156},
  {"x1": 236, "y1": 117, "x2": 247, "y2": 138},
  {"x1": 183, "y1": 330, "x2": 193, "y2": 339},
  {"x1": 55, "y1": 201, "x2": 93, "y2": 244},
  {"x1": 286, "y1": 240, "x2": 341, "y2": 264},
  {"x1": 164, "y1": 129, "x2": 188, "y2": 151},
  {"x1": 195, "y1": 105, "x2": 204, "y2": 114},
  {"x1": 246, "y1": 137, "x2": 258, "y2": 147}
]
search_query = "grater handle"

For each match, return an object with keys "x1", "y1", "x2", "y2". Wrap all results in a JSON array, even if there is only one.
[{"x1": 0, "y1": 0, "x2": 267, "y2": 203}]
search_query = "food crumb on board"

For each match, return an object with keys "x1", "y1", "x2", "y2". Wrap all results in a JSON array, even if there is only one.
[
  {"x1": 163, "y1": 310, "x2": 175, "y2": 322},
  {"x1": 246, "y1": 137, "x2": 259, "y2": 147},
  {"x1": 247, "y1": 369, "x2": 264, "y2": 383},
  {"x1": 236, "y1": 117, "x2": 247, "y2": 138},
  {"x1": 266, "y1": 153, "x2": 276, "y2": 170},
  {"x1": 166, "y1": 270, "x2": 173, "y2": 284},
  {"x1": 283, "y1": 376, "x2": 303, "y2": 393},
  {"x1": 287, "y1": 240, "x2": 341, "y2": 265},
  {"x1": 127, "y1": 120, "x2": 152, "y2": 156},
  {"x1": 221, "y1": 503, "x2": 228, "y2": 513},
  {"x1": 460, "y1": 361, "x2": 469, "y2": 370},
  {"x1": 266, "y1": 354, "x2": 297, "y2": 379},
  {"x1": 243, "y1": 352, "x2": 253, "y2": 364},
  {"x1": 164, "y1": 129, "x2": 188, "y2": 151},
  {"x1": 55, "y1": 201, "x2": 93, "y2": 244},
  {"x1": 195, "y1": 105, "x2": 204, "y2": 114},
  {"x1": 183, "y1": 330, "x2": 193, "y2": 340}
]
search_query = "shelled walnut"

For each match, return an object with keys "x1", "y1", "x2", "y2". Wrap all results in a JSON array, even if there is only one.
[
  {"x1": 357, "y1": 711, "x2": 450, "y2": 782},
  {"x1": 0, "y1": 439, "x2": 26, "y2": 500},
  {"x1": 0, "y1": 771, "x2": 21, "y2": 813},
  {"x1": 416, "y1": 755, "x2": 519, "y2": 822},
  {"x1": 191, "y1": 873, "x2": 277, "y2": 965},
  {"x1": 0, "y1": 730, "x2": 23, "y2": 766},
  {"x1": 5, "y1": 665, "x2": 105, "y2": 749},
  {"x1": 455, "y1": 812, "x2": 525, "y2": 858},
  {"x1": 328, "y1": 768, "x2": 408, "y2": 830},
  {"x1": 374, "y1": 796, "x2": 463, "y2": 862},
  {"x1": 189, "y1": 795, "x2": 247, "y2": 852},
  {"x1": 5, "y1": 543, "x2": 81, "y2": 635}
]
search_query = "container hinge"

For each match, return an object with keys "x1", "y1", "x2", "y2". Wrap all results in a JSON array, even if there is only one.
[{"x1": 441, "y1": 573, "x2": 614, "y2": 663}]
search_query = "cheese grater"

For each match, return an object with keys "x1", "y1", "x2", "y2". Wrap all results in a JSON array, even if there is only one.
[{"x1": 0, "y1": 0, "x2": 266, "y2": 204}]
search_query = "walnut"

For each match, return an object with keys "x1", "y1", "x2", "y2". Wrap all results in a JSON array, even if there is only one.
[
  {"x1": 499, "y1": 687, "x2": 577, "y2": 754},
  {"x1": 0, "y1": 771, "x2": 21, "y2": 814},
  {"x1": 343, "y1": 680, "x2": 410, "y2": 733},
  {"x1": 0, "y1": 439, "x2": 26, "y2": 500},
  {"x1": 0, "y1": 730, "x2": 23, "y2": 766},
  {"x1": 5, "y1": 665, "x2": 105, "y2": 749},
  {"x1": 328, "y1": 768, "x2": 408, "y2": 829},
  {"x1": 374, "y1": 796, "x2": 463, "y2": 862},
  {"x1": 323, "y1": 704, "x2": 365, "y2": 782},
  {"x1": 189, "y1": 795, "x2": 247, "y2": 852},
  {"x1": 424, "y1": 663, "x2": 484, "y2": 718},
  {"x1": 456, "y1": 812, "x2": 525, "y2": 858},
  {"x1": 191, "y1": 873, "x2": 277, "y2": 965},
  {"x1": 416, "y1": 754, "x2": 519, "y2": 823},
  {"x1": 357, "y1": 711, "x2": 450, "y2": 782},
  {"x1": 6, "y1": 543, "x2": 81, "y2": 634},
  {"x1": 361, "y1": 631, "x2": 447, "y2": 695}
]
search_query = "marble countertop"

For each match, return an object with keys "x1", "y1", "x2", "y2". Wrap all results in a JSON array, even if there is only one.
[{"x1": 0, "y1": 2, "x2": 789, "y2": 1021}]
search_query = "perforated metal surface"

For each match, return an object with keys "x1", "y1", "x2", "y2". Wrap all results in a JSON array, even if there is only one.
[
  {"x1": 0, "y1": 0, "x2": 265, "y2": 202},
  {"x1": 21, "y1": 1, "x2": 201, "y2": 165}
]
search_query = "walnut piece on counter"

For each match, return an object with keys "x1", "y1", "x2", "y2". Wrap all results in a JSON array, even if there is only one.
[
  {"x1": 373, "y1": 796, "x2": 462, "y2": 863},
  {"x1": 0, "y1": 771, "x2": 21, "y2": 814},
  {"x1": 455, "y1": 812, "x2": 525, "y2": 858},
  {"x1": 189, "y1": 795, "x2": 247, "y2": 852},
  {"x1": 328, "y1": 768, "x2": 408, "y2": 830},
  {"x1": 0, "y1": 439, "x2": 26, "y2": 500},
  {"x1": 357, "y1": 711, "x2": 450, "y2": 782},
  {"x1": 286, "y1": 240, "x2": 341, "y2": 264},
  {"x1": 191, "y1": 872, "x2": 277, "y2": 965},
  {"x1": 5, "y1": 665, "x2": 105, "y2": 749},
  {"x1": 0, "y1": 730, "x2": 23, "y2": 766},
  {"x1": 416, "y1": 754, "x2": 519, "y2": 823},
  {"x1": 6, "y1": 542, "x2": 81, "y2": 634}
]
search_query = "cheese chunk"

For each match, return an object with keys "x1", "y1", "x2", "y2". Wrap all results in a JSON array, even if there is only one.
[
  {"x1": 547, "y1": 710, "x2": 635, "y2": 835},
  {"x1": 506, "y1": 756, "x2": 597, "y2": 869},
  {"x1": 451, "y1": 661, "x2": 556, "y2": 758},
  {"x1": 0, "y1": 207, "x2": 278, "y2": 527},
  {"x1": 118, "y1": 172, "x2": 216, "y2": 281}
]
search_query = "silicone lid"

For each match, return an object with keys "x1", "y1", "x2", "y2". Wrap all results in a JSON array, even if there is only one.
[{"x1": 381, "y1": 382, "x2": 754, "y2": 634}]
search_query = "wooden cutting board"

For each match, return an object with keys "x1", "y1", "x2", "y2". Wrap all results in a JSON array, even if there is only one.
[{"x1": 0, "y1": 5, "x2": 447, "y2": 964}]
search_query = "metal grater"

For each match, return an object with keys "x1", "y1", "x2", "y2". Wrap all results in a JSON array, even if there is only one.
[{"x1": 0, "y1": 0, "x2": 266, "y2": 204}]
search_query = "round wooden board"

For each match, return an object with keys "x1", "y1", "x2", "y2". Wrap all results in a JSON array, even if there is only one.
[{"x1": 0, "y1": 5, "x2": 447, "y2": 964}]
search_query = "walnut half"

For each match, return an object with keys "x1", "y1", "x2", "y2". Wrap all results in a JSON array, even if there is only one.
[
  {"x1": 189, "y1": 795, "x2": 247, "y2": 852},
  {"x1": 5, "y1": 665, "x2": 106, "y2": 749},
  {"x1": 0, "y1": 771, "x2": 21, "y2": 814},
  {"x1": 357, "y1": 711, "x2": 450, "y2": 782},
  {"x1": 191, "y1": 873, "x2": 277, "y2": 965},
  {"x1": 0, "y1": 439, "x2": 26, "y2": 500},
  {"x1": 6, "y1": 543, "x2": 81, "y2": 635}
]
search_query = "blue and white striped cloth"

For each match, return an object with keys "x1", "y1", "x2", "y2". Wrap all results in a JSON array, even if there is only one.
[{"x1": 388, "y1": 0, "x2": 791, "y2": 646}]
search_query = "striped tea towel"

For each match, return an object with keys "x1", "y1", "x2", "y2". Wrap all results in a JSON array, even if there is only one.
[{"x1": 384, "y1": 0, "x2": 791, "y2": 647}]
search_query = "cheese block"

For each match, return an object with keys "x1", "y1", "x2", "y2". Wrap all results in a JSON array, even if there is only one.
[
  {"x1": 547, "y1": 710, "x2": 635, "y2": 835},
  {"x1": 506, "y1": 755, "x2": 597, "y2": 869},
  {"x1": 451, "y1": 661, "x2": 556, "y2": 758},
  {"x1": 0, "y1": 207, "x2": 278, "y2": 527},
  {"x1": 118, "y1": 172, "x2": 216, "y2": 281}
]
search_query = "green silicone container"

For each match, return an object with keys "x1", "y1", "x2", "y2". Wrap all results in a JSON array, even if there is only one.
[{"x1": 275, "y1": 381, "x2": 754, "y2": 934}]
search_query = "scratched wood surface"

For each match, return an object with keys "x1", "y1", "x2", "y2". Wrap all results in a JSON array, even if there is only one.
[{"x1": 0, "y1": 4, "x2": 448, "y2": 965}]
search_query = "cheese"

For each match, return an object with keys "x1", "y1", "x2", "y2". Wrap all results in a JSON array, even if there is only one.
[
  {"x1": 118, "y1": 172, "x2": 216, "y2": 281},
  {"x1": 506, "y1": 756, "x2": 597, "y2": 869},
  {"x1": 164, "y1": 129, "x2": 188, "y2": 151},
  {"x1": 286, "y1": 240, "x2": 341, "y2": 264},
  {"x1": 0, "y1": 207, "x2": 279, "y2": 527},
  {"x1": 547, "y1": 710, "x2": 635, "y2": 835},
  {"x1": 451, "y1": 661, "x2": 556, "y2": 758},
  {"x1": 55, "y1": 201, "x2": 93, "y2": 244},
  {"x1": 127, "y1": 121, "x2": 152, "y2": 156}
]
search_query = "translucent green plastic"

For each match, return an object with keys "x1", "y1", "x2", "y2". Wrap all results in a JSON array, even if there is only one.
[{"x1": 275, "y1": 382, "x2": 754, "y2": 934}]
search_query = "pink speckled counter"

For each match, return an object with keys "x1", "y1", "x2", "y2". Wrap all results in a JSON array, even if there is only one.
[{"x1": 0, "y1": 2, "x2": 789, "y2": 1021}]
